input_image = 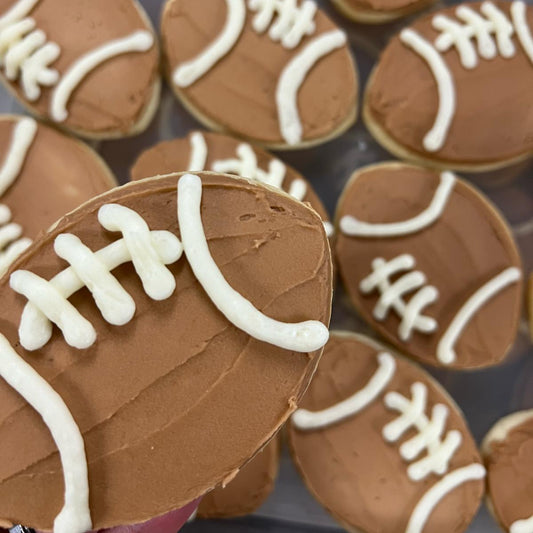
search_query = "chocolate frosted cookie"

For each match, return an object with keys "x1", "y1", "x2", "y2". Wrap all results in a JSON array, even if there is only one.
[
  {"x1": 0, "y1": 115, "x2": 115, "y2": 276},
  {"x1": 131, "y1": 130, "x2": 333, "y2": 237},
  {"x1": 0, "y1": 172, "x2": 332, "y2": 532},
  {"x1": 197, "y1": 436, "x2": 279, "y2": 519},
  {"x1": 161, "y1": 0, "x2": 358, "y2": 149},
  {"x1": 330, "y1": 0, "x2": 435, "y2": 24},
  {"x1": 364, "y1": 1, "x2": 533, "y2": 171},
  {"x1": 335, "y1": 163, "x2": 522, "y2": 369},
  {"x1": 0, "y1": 0, "x2": 160, "y2": 139},
  {"x1": 288, "y1": 332, "x2": 485, "y2": 533}
]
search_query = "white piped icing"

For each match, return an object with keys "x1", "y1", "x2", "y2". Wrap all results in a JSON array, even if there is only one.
[
  {"x1": 512, "y1": 1, "x2": 533, "y2": 63},
  {"x1": 0, "y1": 333, "x2": 91, "y2": 533},
  {"x1": 276, "y1": 29, "x2": 346, "y2": 145},
  {"x1": 360, "y1": 255, "x2": 439, "y2": 342},
  {"x1": 436, "y1": 267, "x2": 521, "y2": 365},
  {"x1": 11, "y1": 204, "x2": 183, "y2": 351},
  {"x1": 405, "y1": 464, "x2": 486, "y2": 533},
  {"x1": 0, "y1": 205, "x2": 32, "y2": 276},
  {"x1": 383, "y1": 382, "x2": 462, "y2": 481},
  {"x1": 0, "y1": 0, "x2": 60, "y2": 101},
  {"x1": 340, "y1": 172, "x2": 455, "y2": 238},
  {"x1": 323, "y1": 220, "x2": 334, "y2": 237},
  {"x1": 188, "y1": 131, "x2": 208, "y2": 171},
  {"x1": 511, "y1": 516, "x2": 533, "y2": 533},
  {"x1": 292, "y1": 352, "x2": 395, "y2": 430},
  {"x1": 177, "y1": 173, "x2": 329, "y2": 353},
  {"x1": 173, "y1": 0, "x2": 246, "y2": 88},
  {"x1": 50, "y1": 30, "x2": 154, "y2": 122},
  {"x1": 248, "y1": 0, "x2": 317, "y2": 49}
]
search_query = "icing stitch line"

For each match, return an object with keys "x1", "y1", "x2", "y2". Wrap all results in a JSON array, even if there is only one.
[
  {"x1": 292, "y1": 352, "x2": 396, "y2": 430},
  {"x1": 276, "y1": 29, "x2": 346, "y2": 145},
  {"x1": 340, "y1": 171, "x2": 455, "y2": 238},
  {"x1": 511, "y1": 515, "x2": 533, "y2": 533},
  {"x1": 188, "y1": 131, "x2": 208, "y2": 171},
  {"x1": 0, "y1": 205, "x2": 32, "y2": 276},
  {"x1": 0, "y1": 333, "x2": 91, "y2": 533},
  {"x1": 436, "y1": 266, "x2": 521, "y2": 364},
  {"x1": 177, "y1": 173, "x2": 329, "y2": 353},
  {"x1": 405, "y1": 463, "x2": 486, "y2": 533},
  {"x1": 51, "y1": 30, "x2": 154, "y2": 122}
]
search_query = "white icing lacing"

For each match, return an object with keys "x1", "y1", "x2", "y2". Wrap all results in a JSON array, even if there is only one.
[
  {"x1": 177, "y1": 173, "x2": 329, "y2": 353},
  {"x1": 188, "y1": 131, "x2": 208, "y2": 171},
  {"x1": 401, "y1": 1, "x2": 533, "y2": 152},
  {"x1": 0, "y1": 333, "x2": 91, "y2": 533},
  {"x1": 383, "y1": 382, "x2": 462, "y2": 481},
  {"x1": 511, "y1": 515, "x2": 533, "y2": 533},
  {"x1": 292, "y1": 352, "x2": 396, "y2": 430},
  {"x1": 436, "y1": 267, "x2": 521, "y2": 365},
  {"x1": 0, "y1": 0, "x2": 60, "y2": 101},
  {"x1": 406, "y1": 463, "x2": 486, "y2": 533},
  {"x1": 340, "y1": 172, "x2": 455, "y2": 238},
  {"x1": 276, "y1": 29, "x2": 346, "y2": 145},
  {"x1": 360, "y1": 255, "x2": 438, "y2": 342},
  {"x1": 50, "y1": 30, "x2": 154, "y2": 122},
  {"x1": 0, "y1": 117, "x2": 37, "y2": 276},
  {"x1": 248, "y1": 0, "x2": 317, "y2": 49},
  {"x1": 11, "y1": 204, "x2": 183, "y2": 351}
]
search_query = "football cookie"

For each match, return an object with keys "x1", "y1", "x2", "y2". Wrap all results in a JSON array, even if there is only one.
[
  {"x1": 0, "y1": 172, "x2": 332, "y2": 532},
  {"x1": 0, "y1": 114, "x2": 115, "y2": 276},
  {"x1": 0, "y1": 0, "x2": 160, "y2": 139},
  {"x1": 288, "y1": 331, "x2": 485, "y2": 533},
  {"x1": 130, "y1": 130, "x2": 333, "y2": 237},
  {"x1": 196, "y1": 436, "x2": 280, "y2": 519},
  {"x1": 364, "y1": 1, "x2": 533, "y2": 171},
  {"x1": 482, "y1": 410, "x2": 533, "y2": 533},
  {"x1": 335, "y1": 162, "x2": 523, "y2": 369},
  {"x1": 161, "y1": 0, "x2": 358, "y2": 149},
  {"x1": 330, "y1": 0, "x2": 436, "y2": 24}
]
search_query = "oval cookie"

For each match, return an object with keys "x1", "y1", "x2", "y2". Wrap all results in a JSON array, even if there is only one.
[
  {"x1": 364, "y1": 1, "x2": 533, "y2": 171},
  {"x1": 335, "y1": 163, "x2": 522, "y2": 369},
  {"x1": 161, "y1": 0, "x2": 358, "y2": 149},
  {"x1": 330, "y1": 0, "x2": 436, "y2": 24},
  {"x1": 130, "y1": 130, "x2": 333, "y2": 237},
  {"x1": 0, "y1": 114, "x2": 115, "y2": 276},
  {"x1": 0, "y1": 172, "x2": 332, "y2": 531},
  {"x1": 483, "y1": 410, "x2": 533, "y2": 533},
  {"x1": 0, "y1": 0, "x2": 160, "y2": 139},
  {"x1": 288, "y1": 331, "x2": 485, "y2": 533}
]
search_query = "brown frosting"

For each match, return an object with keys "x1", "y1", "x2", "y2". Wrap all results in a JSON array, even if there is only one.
[
  {"x1": 288, "y1": 332, "x2": 485, "y2": 533},
  {"x1": 365, "y1": 2, "x2": 533, "y2": 166},
  {"x1": 335, "y1": 0, "x2": 431, "y2": 15},
  {"x1": 484, "y1": 412, "x2": 533, "y2": 532},
  {"x1": 161, "y1": 0, "x2": 357, "y2": 147},
  {"x1": 0, "y1": 172, "x2": 332, "y2": 530},
  {"x1": 197, "y1": 436, "x2": 279, "y2": 519},
  {"x1": 335, "y1": 163, "x2": 522, "y2": 369},
  {"x1": 0, "y1": 0, "x2": 159, "y2": 136},
  {"x1": 130, "y1": 130, "x2": 330, "y2": 224},
  {"x1": 0, "y1": 115, "x2": 114, "y2": 247}
]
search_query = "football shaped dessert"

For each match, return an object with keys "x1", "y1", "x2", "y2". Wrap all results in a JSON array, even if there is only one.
[
  {"x1": 288, "y1": 331, "x2": 485, "y2": 533},
  {"x1": 161, "y1": 0, "x2": 358, "y2": 149},
  {"x1": 483, "y1": 410, "x2": 533, "y2": 533},
  {"x1": 197, "y1": 436, "x2": 280, "y2": 519},
  {"x1": 335, "y1": 162, "x2": 522, "y2": 369},
  {"x1": 0, "y1": 172, "x2": 332, "y2": 532},
  {"x1": 330, "y1": 0, "x2": 436, "y2": 24},
  {"x1": 0, "y1": 114, "x2": 115, "y2": 276},
  {"x1": 364, "y1": 1, "x2": 533, "y2": 171},
  {"x1": 0, "y1": 0, "x2": 160, "y2": 139},
  {"x1": 130, "y1": 130, "x2": 333, "y2": 237}
]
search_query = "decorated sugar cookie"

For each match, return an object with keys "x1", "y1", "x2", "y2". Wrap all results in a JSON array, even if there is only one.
[
  {"x1": 161, "y1": 0, "x2": 358, "y2": 149},
  {"x1": 288, "y1": 332, "x2": 485, "y2": 533},
  {"x1": 0, "y1": 172, "x2": 331, "y2": 532},
  {"x1": 364, "y1": 1, "x2": 533, "y2": 171},
  {"x1": 335, "y1": 163, "x2": 522, "y2": 369},
  {"x1": 197, "y1": 436, "x2": 279, "y2": 519},
  {"x1": 0, "y1": 0, "x2": 160, "y2": 139},
  {"x1": 483, "y1": 410, "x2": 533, "y2": 533},
  {"x1": 0, "y1": 115, "x2": 115, "y2": 276},
  {"x1": 330, "y1": 0, "x2": 436, "y2": 24},
  {"x1": 131, "y1": 130, "x2": 333, "y2": 237}
]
